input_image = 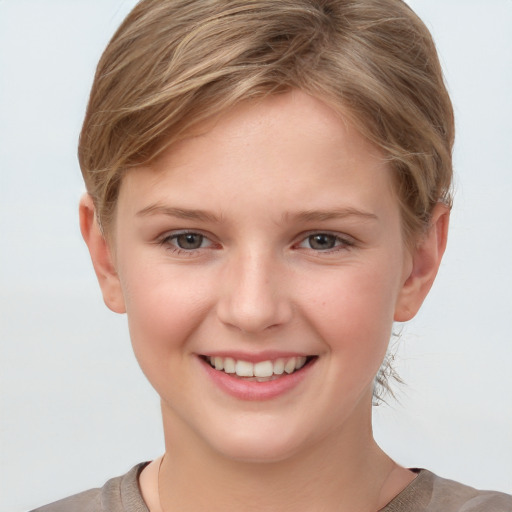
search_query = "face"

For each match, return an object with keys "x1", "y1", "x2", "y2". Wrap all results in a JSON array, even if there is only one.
[{"x1": 101, "y1": 91, "x2": 418, "y2": 462}]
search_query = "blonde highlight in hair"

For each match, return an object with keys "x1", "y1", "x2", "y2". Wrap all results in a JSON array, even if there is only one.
[
  {"x1": 78, "y1": 0, "x2": 454, "y2": 400},
  {"x1": 79, "y1": 0, "x2": 453, "y2": 234}
]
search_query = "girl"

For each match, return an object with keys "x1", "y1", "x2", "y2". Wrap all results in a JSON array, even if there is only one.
[{"x1": 23, "y1": 1, "x2": 512, "y2": 510}]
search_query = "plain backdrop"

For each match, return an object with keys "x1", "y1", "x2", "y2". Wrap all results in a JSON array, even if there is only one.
[{"x1": 1, "y1": 1, "x2": 511, "y2": 510}]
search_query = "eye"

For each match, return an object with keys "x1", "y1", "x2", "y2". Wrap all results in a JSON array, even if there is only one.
[
  {"x1": 160, "y1": 231, "x2": 213, "y2": 252},
  {"x1": 306, "y1": 234, "x2": 337, "y2": 250},
  {"x1": 297, "y1": 232, "x2": 353, "y2": 251},
  {"x1": 173, "y1": 233, "x2": 206, "y2": 250}
]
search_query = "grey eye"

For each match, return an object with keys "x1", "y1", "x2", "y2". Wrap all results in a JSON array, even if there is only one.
[
  {"x1": 175, "y1": 233, "x2": 204, "y2": 249},
  {"x1": 307, "y1": 234, "x2": 337, "y2": 250}
]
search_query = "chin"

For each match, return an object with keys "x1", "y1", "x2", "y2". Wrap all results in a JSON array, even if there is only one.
[{"x1": 204, "y1": 422, "x2": 314, "y2": 465}]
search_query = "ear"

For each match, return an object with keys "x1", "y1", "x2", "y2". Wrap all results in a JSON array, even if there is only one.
[
  {"x1": 79, "y1": 194, "x2": 126, "y2": 314},
  {"x1": 394, "y1": 203, "x2": 450, "y2": 322}
]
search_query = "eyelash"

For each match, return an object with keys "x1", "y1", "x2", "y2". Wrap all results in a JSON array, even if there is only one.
[
  {"x1": 294, "y1": 232, "x2": 355, "y2": 253},
  {"x1": 158, "y1": 231, "x2": 215, "y2": 256},
  {"x1": 157, "y1": 230, "x2": 355, "y2": 256}
]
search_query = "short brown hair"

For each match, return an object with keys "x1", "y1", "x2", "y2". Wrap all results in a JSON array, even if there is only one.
[{"x1": 79, "y1": 0, "x2": 454, "y2": 242}]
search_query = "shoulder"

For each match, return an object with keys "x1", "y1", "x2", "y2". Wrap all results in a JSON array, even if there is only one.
[
  {"x1": 29, "y1": 488, "x2": 102, "y2": 512},
  {"x1": 29, "y1": 463, "x2": 150, "y2": 512},
  {"x1": 426, "y1": 471, "x2": 512, "y2": 512},
  {"x1": 383, "y1": 469, "x2": 512, "y2": 512}
]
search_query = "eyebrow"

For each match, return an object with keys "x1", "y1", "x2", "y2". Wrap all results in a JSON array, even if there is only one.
[
  {"x1": 285, "y1": 208, "x2": 378, "y2": 223},
  {"x1": 136, "y1": 204, "x2": 221, "y2": 223},
  {"x1": 136, "y1": 204, "x2": 377, "y2": 224}
]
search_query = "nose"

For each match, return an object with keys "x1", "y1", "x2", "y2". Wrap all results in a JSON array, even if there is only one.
[{"x1": 216, "y1": 248, "x2": 293, "y2": 334}]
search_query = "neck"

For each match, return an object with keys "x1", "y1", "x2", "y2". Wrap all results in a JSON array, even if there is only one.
[{"x1": 156, "y1": 402, "x2": 405, "y2": 512}]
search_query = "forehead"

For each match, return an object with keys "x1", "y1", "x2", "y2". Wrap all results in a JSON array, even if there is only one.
[{"x1": 117, "y1": 90, "x2": 399, "y2": 226}]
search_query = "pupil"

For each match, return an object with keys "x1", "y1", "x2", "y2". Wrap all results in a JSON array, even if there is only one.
[
  {"x1": 177, "y1": 233, "x2": 203, "y2": 249},
  {"x1": 309, "y1": 234, "x2": 335, "y2": 250}
]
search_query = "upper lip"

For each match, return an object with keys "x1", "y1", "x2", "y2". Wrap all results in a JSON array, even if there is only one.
[{"x1": 198, "y1": 351, "x2": 314, "y2": 363}]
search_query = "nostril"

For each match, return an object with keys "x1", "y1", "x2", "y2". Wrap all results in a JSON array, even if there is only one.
[
  {"x1": 216, "y1": 262, "x2": 293, "y2": 333},
  {"x1": 217, "y1": 296, "x2": 293, "y2": 334}
]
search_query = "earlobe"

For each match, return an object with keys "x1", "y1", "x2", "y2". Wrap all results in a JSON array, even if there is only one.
[
  {"x1": 79, "y1": 194, "x2": 126, "y2": 314},
  {"x1": 394, "y1": 203, "x2": 450, "y2": 322}
]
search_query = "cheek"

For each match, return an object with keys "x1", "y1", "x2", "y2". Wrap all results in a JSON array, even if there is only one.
[
  {"x1": 119, "y1": 263, "x2": 212, "y2": 375},
  {"x1": 304, "y1": 264, "x2": 398, "y2": 326},
  {"x1": 300, "y1": 266, "x2": 399, "y2": 366}
]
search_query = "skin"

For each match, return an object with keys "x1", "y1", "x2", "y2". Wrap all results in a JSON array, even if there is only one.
[{"x1": 81, "y1": 90, "x2": 449, "y2": 511}]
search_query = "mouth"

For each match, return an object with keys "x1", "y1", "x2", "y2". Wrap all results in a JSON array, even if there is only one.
[{"x1": 200, "y1": 355, "x2": 317, "y2": 382}]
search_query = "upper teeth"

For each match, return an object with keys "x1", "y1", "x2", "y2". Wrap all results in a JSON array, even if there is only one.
[{"x1": 208, "y1": 356, "x2": 308, "y2": 378}]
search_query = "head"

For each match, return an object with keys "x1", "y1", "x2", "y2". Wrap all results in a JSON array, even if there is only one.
[{"x1": 79, "y1": 0, "x2": 453, "y2": 406}]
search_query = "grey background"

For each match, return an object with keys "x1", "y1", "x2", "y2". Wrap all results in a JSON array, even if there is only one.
[{"x1": 1, "y1": 1, "x2": 511, "y2": 510}]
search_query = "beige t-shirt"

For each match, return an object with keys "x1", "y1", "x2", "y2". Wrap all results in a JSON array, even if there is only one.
[{"x1": 31, "y1": 463, "x2": 512, "y2": 512}]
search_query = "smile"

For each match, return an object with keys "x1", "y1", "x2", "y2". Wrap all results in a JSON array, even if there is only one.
[
  {"x1": 202, "y1": 355, "x2": 313, "y2": 382},
  {"x1": 199, "y1": 353, "x2": 317, "y2": 400}
]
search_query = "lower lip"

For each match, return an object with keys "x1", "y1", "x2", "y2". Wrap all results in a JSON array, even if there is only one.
[{"x1": 199, "y1": 357, "x2": 315, "y2": 401}]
